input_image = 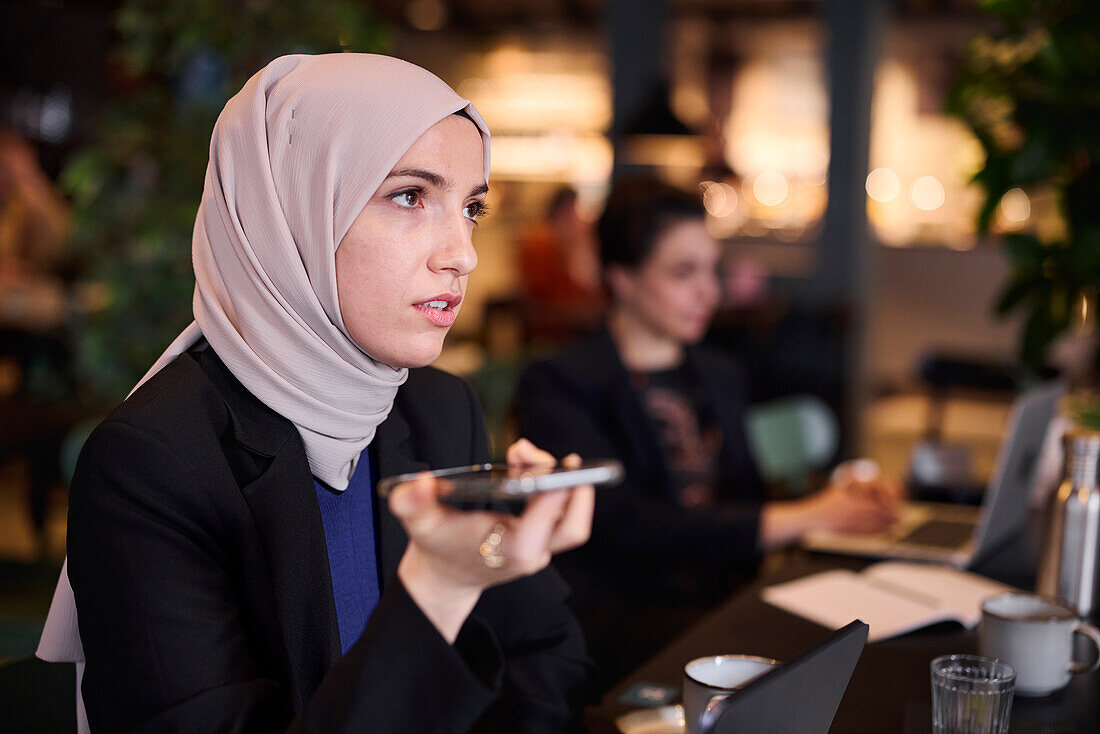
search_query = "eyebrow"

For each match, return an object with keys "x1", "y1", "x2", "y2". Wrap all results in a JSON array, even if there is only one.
[{"x1": 386, "y1": 167, "x2": 489, "y2": 198}]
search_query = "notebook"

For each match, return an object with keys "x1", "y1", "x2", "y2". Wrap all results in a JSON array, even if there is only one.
[
  {"x1": 699, "y1": 620, "x2": 869, "y2": 734},
  {"x1": 760, "y1": 561, "x2": 1014, "y2": 642},
  {"x1": 802, "y1": 381, "x2": 1063, "y2": 568}
]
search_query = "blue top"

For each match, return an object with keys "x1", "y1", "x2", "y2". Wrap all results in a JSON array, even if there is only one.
[{"x1": 314, "y1": 450, "x2": 382, "y2": 655}]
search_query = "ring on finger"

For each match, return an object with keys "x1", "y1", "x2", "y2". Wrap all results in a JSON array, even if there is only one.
[{"x1": 479, "y1": 523, "x2": 508, "y2": 569}]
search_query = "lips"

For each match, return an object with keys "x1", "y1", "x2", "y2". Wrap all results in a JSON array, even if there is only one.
[{"x1": 413, "y1": 293, "x2": 462, "y2": 327}]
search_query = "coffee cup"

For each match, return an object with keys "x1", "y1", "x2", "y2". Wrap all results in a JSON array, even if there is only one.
[
  {"x1": 979, "y1": 592, "x2": 1100, "y2": 697},
  {"x1": 682, "y1": 654, "x2": 777, "y2": 733}
]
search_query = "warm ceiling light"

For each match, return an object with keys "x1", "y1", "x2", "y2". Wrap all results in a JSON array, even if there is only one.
[
  {"x1": 701, "y1": 181, "x2": 738, "y2": 218},
  {"x1": 753, "y1": 171, "x2": 789, "y2": 207},
  {"x1": 910, "y1": 175, "x2": 945, "y2": 211},
  {"x1": 405, "y1": 0, "x2": 447, "y2": 32},
  {"x1": 866, "y1": 167, "x2": 900, "y2": 203},
  {"x1": 1000, "y1": 188, "x2": 1031, "y2": 223}
]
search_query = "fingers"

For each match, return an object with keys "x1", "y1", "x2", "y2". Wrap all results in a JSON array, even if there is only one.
[
  {"x1": 500, "y1": 451, "x2": 596, "y2": 566},
  {"x1": 551, "y1": 484, "x2": 594, "y2": 553},
  {"x1": 847, "y1": 478, "x2": 902, "y2": 517},
  {"x1": 394, "y1": 445, "x2": 596, "y2": 589},
  {"x1": 814, "y1": 480, "x2": 898, "y2": 534},
  {"x1": 507, "y1": 437, "x2": 556, "y2": 468},
  {"x1": 506, "y1": 489, "x2": 569, "y2": 567},
  {"x1": 880, "y1": 477, "x2": 906, "y2": 502},
  {"x1": 388, "y1": 473, "x2": 449, "y2": 536},
  {"x1": 842, "y1": 492, "x2": 898, "y2": 532}
]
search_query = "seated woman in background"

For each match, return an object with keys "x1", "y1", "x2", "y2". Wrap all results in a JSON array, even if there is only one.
[
  {"x1": 515, "y1": 176, "x2": 897, "y2": 688},
  {"x1": 38, "y1": 54, "x2": 594, "y2": 733}
]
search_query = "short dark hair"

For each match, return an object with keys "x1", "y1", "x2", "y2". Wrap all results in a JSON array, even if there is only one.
[
  {"x1": 545, "y1": 185, "x2": 578, "y2": 220},
  {"x1": 596, "y1": 176, "x2": 705, "y2": 272}
]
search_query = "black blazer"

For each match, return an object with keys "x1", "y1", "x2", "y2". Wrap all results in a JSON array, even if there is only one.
[
  {"x1": 67, "y1": 348, "x2": 590, "y2": 733},
  {"x1": 516, "y1": 329, "x2": 765, "y2": 574}
]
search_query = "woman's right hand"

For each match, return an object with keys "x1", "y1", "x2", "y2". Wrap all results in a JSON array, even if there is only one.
[
  {"x1": 759, "y1": 472, "x2": 901, "y2": 550},
  {"x1": 388, "y1": 439, "x2": 594, "y2": 643},
  {"x1": 797, "y1": 477, "x2": 901, "y2": 534}
]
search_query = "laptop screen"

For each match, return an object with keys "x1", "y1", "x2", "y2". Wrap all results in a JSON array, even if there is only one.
[
  {"x1": 968, "y1": 381, "x2": 1063, "y2": 567},
  {"x1": 700, "y1": 620, "x2": 868, "y2": 734}
]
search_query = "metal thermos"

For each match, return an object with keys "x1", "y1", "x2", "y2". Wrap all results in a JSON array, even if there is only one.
[{"x1": 1037, "y1": 432, "x2": 1100, "y2": 620}]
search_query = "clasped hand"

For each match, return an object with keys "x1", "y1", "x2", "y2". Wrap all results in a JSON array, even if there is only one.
[{"x1": 810, "y1": 460, "x2": 902, "y2": 534}]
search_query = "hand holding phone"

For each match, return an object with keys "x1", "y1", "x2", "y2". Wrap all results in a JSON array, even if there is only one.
[
  {"x1": 387, "y1": 441, "x2": 600, "y2": 641},
  {"x1": 378, "y1": 459, "x2": 623, "y2": 507}
]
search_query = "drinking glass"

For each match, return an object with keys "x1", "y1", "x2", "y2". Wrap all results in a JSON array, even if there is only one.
[{"x1": 930, "y1": 654, "x2": 1016, "y2": 734}]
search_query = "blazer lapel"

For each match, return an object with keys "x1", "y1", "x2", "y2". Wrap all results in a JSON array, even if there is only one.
[
  {"x1": 199, "y1": 351, "x2": 340, "y2": 711},
  {"x1": 238, "y1": 449, "x2": 339, "y2": 711},
  {"x1": 370, "y1": 403, "x2": 426, "y2": 587}
]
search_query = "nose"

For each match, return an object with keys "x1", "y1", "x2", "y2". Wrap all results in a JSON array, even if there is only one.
[{"x1": 428, "y1": 214, "x2": 478, "y2": 277}]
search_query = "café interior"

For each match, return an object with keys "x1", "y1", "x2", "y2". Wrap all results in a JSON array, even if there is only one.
[{"x1": 2, "y1": 0, "x2": 1099, "y2": 732}]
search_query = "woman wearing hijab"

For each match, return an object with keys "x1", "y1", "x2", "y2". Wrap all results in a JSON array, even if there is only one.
[{"x1": 37, "y1": 54, "x2": 594, "y2": 733}]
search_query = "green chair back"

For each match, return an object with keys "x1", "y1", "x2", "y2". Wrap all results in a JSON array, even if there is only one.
[{"x1": 746, "y1": 394, "x2": 838, "y2": 493}]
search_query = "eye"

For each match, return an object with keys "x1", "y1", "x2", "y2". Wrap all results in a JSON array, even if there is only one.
[
  {"x1": 390, "y1": 189, "x2": 421, "y2": 208},
  {"x1": 463, "y1": 200, "x2": 489, "y2": 222}
]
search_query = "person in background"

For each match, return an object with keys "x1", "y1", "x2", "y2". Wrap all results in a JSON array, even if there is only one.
[
  {"x1": 516, "y1": 185, "x2": 603, "y2": 342},
  {"x1": 515, "y1": 176, "x2": 899, "y2": 689},
  {"x1": 0, "y1": 129, "x2": 71, "y2": 358},
  {"x1": 0, "y1": 130, "x2": 75, "y2": 547},
  {"x1": 518, "y1": 185, "x2": 601, "y2": 309},
  {"x1": 0, "y1": 130, "x2": 70, "y2": 292},
  {"x1": 38, "y1": 54, "x2": 594, "y2": 733}
]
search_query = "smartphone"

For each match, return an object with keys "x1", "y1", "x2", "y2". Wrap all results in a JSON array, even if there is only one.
[{"x1": 377, "y1": 459, "x2": 623, "y2": 510}]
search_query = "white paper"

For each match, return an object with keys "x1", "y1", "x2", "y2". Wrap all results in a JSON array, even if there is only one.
[{"x1": 760, "y1": 562, "x2": 1014, "y2": 642}]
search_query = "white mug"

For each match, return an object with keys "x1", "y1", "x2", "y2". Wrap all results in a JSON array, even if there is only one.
[
  {"x1": 979, "y1": 593, "x2": 1100, "y2": 697},
  {"x1": 682, "y1": 655, "x2": 777, "y2": 733}
]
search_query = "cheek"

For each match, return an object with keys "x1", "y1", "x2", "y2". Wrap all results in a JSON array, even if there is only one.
[
  {"x1": 653, "y1": 280, "x2": 693, "y2": 313},
  {"x1": 338, "y1": 237, "x2": 411, "y2": 309}
]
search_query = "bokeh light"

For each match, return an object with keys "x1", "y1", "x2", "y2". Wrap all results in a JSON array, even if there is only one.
[
  {"x1": 753, "y1": 172, "x2": 789, "y2": 207},
  {"x1": 910, "y1": 176, "x2": 945, "y2": 211},
  {"x1": 866, "y1": 167, "x2": 900, "y2": 203},
  {"x1": 1000, "y1": 188, "x2": 1031, "y2": 223}
]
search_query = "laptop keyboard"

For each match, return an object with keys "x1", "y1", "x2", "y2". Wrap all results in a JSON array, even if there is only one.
[{"x1": 896, "y1": 520, "x2": 974, "y2": 548}]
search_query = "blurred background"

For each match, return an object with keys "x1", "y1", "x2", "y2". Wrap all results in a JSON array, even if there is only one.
[{"x1": 2, "y1": 0, "x2": 1097, "y2": 663}]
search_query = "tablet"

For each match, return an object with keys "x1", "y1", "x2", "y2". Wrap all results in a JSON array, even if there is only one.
[
  {"x1": 699, "y1": 619, "x2": 868, "y2": 734},
  {"x1": 377, "y1": 459, "x2": 624, "y2": 503}
]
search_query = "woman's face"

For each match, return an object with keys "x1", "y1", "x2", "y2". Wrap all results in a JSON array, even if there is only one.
[
  {"x1": 611, "y1": 218, "x2": 722, "y2": 346},
  {"x1": 336, "y1": 115, "x2": 487, "y2": 368}
]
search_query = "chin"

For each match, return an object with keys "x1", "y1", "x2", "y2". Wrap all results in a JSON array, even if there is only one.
[
  {"x1": 679, "y1": 328, "x2": 708, "y2": 346},
  {"x1": 386, "y1": 337, "x2": 447, "y2": 369}
]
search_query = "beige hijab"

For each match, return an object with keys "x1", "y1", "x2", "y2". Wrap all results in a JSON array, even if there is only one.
[
  {"x1": 38, "y1": 55, "x2": 491, "y2": 725},
  {"x1": 151, "y1": 52, "x2": 490, "y2": 490}
]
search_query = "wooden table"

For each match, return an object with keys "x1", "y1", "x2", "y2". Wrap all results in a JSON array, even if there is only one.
[{"x1": 584, "y1": 538, "x2": 1100, "y2": 733}]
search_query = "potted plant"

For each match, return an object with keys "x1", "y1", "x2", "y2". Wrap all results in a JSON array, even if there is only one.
[
  {"x1": 947, "y1": 0, "x2": 1100, "y2": 373},
  {"x1": 62, "y1": 0, "x2": 389, "y2": 401}
]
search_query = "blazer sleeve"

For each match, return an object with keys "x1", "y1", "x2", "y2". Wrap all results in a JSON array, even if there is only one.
[
  {"x1": 68, "y1": 420, "x2": 500, "y2": 734},
  {"x1": 516, "y1": 360, "x2": 762, "y2": 569},
  {"x1": 454, "y1": 374, "x2": 594, "y2": 732}
]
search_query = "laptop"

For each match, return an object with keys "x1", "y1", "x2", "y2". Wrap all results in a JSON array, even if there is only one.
[
  {"x1": 699, "y1": 620, "x2": 868, "y2": 734},
  {"x1": 802, "y1": 381, "x2": 1063, "y2": 568}
]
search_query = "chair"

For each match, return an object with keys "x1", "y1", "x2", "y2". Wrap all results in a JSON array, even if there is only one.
[
  {"x1": 0, "y1": 656, "x2": 76, "y2": 733},
  {"x1": 745, "y1": 394, "x2": 839, "y2": 494}
]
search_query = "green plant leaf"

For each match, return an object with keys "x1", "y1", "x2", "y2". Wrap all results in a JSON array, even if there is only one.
[
  {"x1": 1010, "y1": 133, "x2": 1051, "y2": 180},
  {"x1": 62, "y1": 0, "x2": 392, "y2": 402},
  {"x1": 1001, "y1": 232, "x2": 1046, "y2": 264},
  {"x1": 995, "y1": 275, "x2": 1040, "y2": 315}
]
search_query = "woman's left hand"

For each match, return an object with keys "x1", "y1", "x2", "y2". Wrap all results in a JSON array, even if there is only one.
[{"x1": 389, "y1": 438, "x2": 594, "y2": 642}]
